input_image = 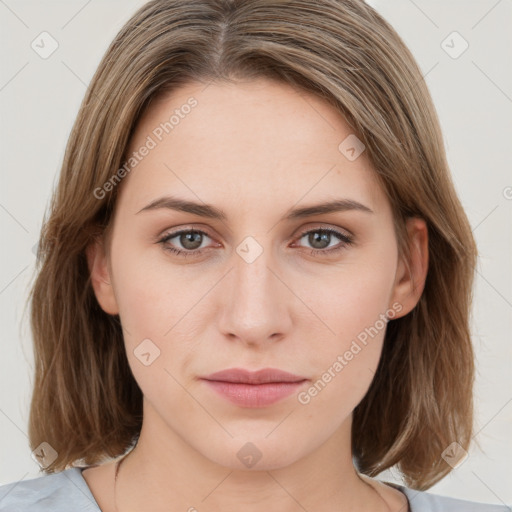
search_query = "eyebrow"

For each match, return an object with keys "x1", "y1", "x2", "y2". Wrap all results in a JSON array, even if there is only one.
[{"x1": 136, "y1": 196, "x2": 374, "y2": 220}]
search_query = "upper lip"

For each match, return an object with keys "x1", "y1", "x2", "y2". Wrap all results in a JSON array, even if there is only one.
[{"x1": 201, "y1": 368, "x2": 307, "y2": 384}]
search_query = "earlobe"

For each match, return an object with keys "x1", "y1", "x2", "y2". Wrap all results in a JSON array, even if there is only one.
[
  {"x1": 389, "y1": 217, "x2": 429, "y2": 318},
  {"x1": 85, "y1": 238, "x2": 119, "y2": 315}
]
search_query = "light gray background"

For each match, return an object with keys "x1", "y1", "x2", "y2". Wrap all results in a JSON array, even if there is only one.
[{"x1": 1, "y1": 0, "x2": 511, "y2": 506}]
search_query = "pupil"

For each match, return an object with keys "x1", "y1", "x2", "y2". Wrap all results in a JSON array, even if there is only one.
[
  {"x1": 182, "y1": 232, "x2": 202, "y2": 249},
  {"x1": 310, "y1": 232, "x2": 329, "y2": 249}
]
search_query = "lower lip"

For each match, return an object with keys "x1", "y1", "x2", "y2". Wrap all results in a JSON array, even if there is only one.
[{"x1": 201, "y1": 379, "x2": 307, "y2": 407}]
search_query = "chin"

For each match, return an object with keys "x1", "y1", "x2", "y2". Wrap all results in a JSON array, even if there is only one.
[{"x1": 203, "y1": 437, "x2": 305, "y2": 472}]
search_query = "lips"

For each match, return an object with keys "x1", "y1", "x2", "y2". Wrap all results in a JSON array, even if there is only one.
[
  {"x1": 202, "y1": 367, "x2": 307, "y2": 384},
  {"x1": 200, "y1": 368, "x2": 308, "y2": 408}
]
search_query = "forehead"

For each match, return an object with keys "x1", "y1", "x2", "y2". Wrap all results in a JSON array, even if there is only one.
[{"x1": 116, "y1": 78, "x2": 386, "y2": 218}]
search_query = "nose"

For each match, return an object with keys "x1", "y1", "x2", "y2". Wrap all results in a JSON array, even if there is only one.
[{"x1": 217, "y1": 240, "x2": 293, "y2": 348}]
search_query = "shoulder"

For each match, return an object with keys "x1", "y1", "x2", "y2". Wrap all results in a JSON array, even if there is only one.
[
  {"x1": 0, "y1": 467, "x2": 100, "y2": 512},
  {"x1": 393, "y1": 483, "x2": 511, "y2": 512}
]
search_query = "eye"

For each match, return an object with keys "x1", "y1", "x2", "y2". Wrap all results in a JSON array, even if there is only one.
[
  {"x1": 158, "y1": 229, "x2": 214, "y2": 258},
  {"x1": 293, "y1": 227, "x2": 354, "y2": 256}
]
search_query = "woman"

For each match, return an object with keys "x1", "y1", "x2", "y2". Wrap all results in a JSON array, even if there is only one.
[{"x1": 0, "y1": 0, "x2": 508, "y2": 510}]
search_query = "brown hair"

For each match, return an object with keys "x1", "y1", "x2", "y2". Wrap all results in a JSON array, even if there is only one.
[{"x1": 26, "y1": 0, "x2": 477, "y2": 490}]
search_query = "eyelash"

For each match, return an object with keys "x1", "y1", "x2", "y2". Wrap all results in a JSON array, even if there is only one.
[{"x1": 157, "y1": 227, "x2": 354, "y2": 258}]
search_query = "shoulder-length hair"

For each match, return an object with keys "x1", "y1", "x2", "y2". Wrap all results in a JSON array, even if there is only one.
[{"x1": 27, "y1": 0, "x2": 477, "y2": 490}]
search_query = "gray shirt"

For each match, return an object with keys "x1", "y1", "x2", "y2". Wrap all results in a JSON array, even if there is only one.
[{"x1": 0, "y1": 467, "x2": 509, "y2": 511}]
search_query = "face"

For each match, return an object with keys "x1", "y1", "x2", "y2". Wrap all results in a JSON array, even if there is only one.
[{"x1": 88, "y1": 78, "x2": 425, "y2": 471}]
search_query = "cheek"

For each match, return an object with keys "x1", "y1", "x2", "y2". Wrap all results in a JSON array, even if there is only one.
[
  {"x1": 110, "y1": 238, "x2": 207, "y2": 336},
  {"x1": 109, "y1": 241, "x2": 212, "y2": 392},
  {"x1": 306, "y1": 248, "x2": 396, "y2": 344},
  {"x1": 297, "y1": 247, "x2": 397, "y2": 409},
  {"x1": 296, "y1": 297, "x2": 390, "y2": 431}
]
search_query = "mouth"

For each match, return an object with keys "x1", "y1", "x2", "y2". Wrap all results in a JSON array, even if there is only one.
[
  {"x1": 200, "y1": 367, "x2": 308, "y2": 408},
  {"x1": 202, "y1": 367, "x2": 307, "y2": 384}
]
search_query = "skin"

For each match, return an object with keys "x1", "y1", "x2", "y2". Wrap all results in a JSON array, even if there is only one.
[{"x1": 84, "y1": 78, "x2": 428, "y2": 512}]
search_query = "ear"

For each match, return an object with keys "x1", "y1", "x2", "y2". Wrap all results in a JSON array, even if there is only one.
[
  {"x1": 85, "y1": 238, "x2": 119, "y2": 315},
  {"x1": 388, "y1": 217, "x2": 429, "y2": 318}
]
